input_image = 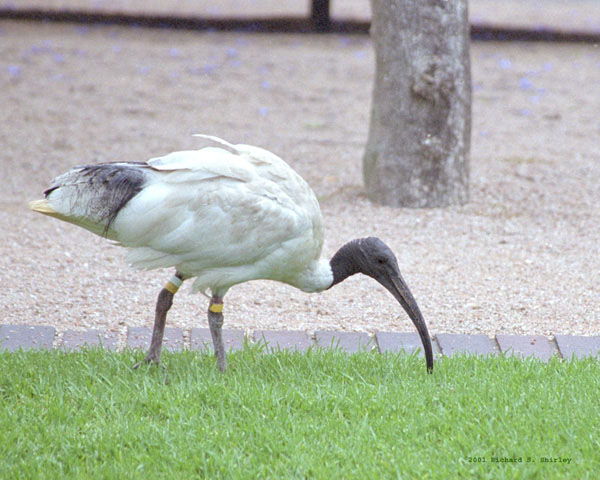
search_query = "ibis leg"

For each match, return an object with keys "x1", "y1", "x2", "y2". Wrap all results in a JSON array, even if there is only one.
[
  {"x1": 208, "y1": 296, "x2": 226, "y2": 372},
  {"x1": 133, "y1": 274, "x2": 182, "y2": 369}
]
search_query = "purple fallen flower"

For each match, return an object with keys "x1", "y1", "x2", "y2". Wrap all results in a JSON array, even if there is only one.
[
  {"x1": 519, "y1": 77, "x2": 533, "y2": 90},
  {"x1": 498, "y1": 58, "x2": 512, "y2": 69},
  {"x1": 7, "y1": 65, "x2": 20, "y2": 78}
]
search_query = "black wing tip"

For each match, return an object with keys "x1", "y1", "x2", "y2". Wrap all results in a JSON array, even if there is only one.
[{"x1": 43, "y1": 185, "x2": 59, "y2": 197}]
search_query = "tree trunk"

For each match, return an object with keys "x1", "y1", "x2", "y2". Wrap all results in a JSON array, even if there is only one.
[{"x1": 363, "y1": 0, "x2": 471, "y2": 207}]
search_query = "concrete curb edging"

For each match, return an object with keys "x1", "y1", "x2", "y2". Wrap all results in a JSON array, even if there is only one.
[{"x1": 1, "y1": 325, "x2": 600, "y2": 361}]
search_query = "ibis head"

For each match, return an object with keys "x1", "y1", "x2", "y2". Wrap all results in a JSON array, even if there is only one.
[{"x1": 329, "y1": 237, "x2": 434, "y2": 372}]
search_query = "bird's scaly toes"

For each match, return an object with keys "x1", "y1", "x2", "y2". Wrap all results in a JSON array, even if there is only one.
[{"x1": 132, "y1": 354, "x2": 160, "y2": 370}]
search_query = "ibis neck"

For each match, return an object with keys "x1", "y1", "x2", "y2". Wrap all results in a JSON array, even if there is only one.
[
  {"x1": 328, "y1": 239, "x2": 362, "y2": 288},
  {"x1": 291, "y1": 258, "x2": 335, "y2": 293}
]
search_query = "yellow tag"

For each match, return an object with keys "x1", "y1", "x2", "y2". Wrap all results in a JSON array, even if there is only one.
[
  {"x1": 164, "y1": 281, "x2": 179, "y2": 294},
  {"x1": 209, "y1": 303, "x2": 224, "y2": 313}
]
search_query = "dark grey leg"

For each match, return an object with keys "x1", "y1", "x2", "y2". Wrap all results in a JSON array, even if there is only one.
[
  {"x1": 208, "y1": 296, "x2": 226, "y2": 372},
  {"x1": 133, "y1": 274, "x2": 182, "y2": 369}
]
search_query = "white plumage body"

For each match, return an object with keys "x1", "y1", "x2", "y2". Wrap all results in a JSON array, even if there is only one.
[{"x1": 42, "y1": 136, "x2": 333, "y2": 297}]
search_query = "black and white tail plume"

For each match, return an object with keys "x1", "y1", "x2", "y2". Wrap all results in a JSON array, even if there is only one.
[{"x1": 30, "y1": 162, "x2": 147, "y2": 238}]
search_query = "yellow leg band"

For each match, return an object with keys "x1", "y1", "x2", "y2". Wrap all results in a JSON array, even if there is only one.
[
  {"x1": 209, "y1": 303, "x2": 224, "y2": 313},
  {"x1": 164, "y1": 275, "x2": 183, "y2": 295}
]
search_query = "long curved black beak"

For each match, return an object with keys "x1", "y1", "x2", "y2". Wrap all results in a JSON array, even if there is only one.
[{"x1": 383, "y1": 274, "x2": 434, "y2": 372}]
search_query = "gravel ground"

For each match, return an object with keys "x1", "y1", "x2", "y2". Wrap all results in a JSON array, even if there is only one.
[{"x1": 0, "y1": 17, "x2": 598, "y2": 342}]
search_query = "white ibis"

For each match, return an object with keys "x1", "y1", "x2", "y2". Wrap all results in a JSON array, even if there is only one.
[{"x1": 29, "y1": 135, "x2": 433, "y2": 372}]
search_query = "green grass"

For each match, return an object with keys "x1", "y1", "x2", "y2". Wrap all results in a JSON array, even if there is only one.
[{"x1": 1, "y1": 347, "x2": 599, "y2": 479}]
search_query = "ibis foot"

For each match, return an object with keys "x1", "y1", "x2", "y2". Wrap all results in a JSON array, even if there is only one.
[
  {"x1": 208, "y1": 296, "x2": 226, "y2": 372},
  {"x1": 132, "y1": 353, "x2": 160, "y2": 370}
]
